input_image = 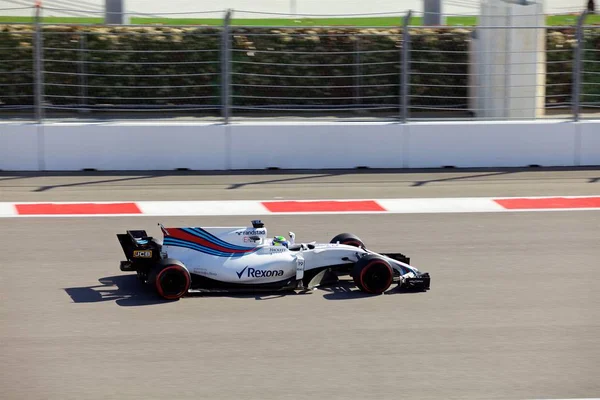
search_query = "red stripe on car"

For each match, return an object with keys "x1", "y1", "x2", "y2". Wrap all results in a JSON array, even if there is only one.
[{"x1": 166, "y1": 228, "x2": 256, "y2": 254}]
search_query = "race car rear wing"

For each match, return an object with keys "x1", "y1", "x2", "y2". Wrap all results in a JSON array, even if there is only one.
[{"x1": 116, "y1": 229, "x2": 161, "y2": 271}]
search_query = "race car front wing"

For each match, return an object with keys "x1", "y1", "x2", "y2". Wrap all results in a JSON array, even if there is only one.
[{"x1": 399, "y1": 272, "x2": 431, "y2": 291}]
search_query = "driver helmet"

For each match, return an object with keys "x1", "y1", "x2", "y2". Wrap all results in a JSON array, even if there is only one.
[{"x1": 273, "y1": 235, "x2": 289, "y2": 248}]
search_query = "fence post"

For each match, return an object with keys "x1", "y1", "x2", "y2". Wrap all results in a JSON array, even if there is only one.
[
  {"x1": 79, "y1": 33, "x2": 88, "y2": 113},
  {"x1": 401, "y1": 10, "x2": 412, "y2": 122},
  {"x1": 572, "y1": 10, "x2": 589, "y2": 122},
  {"x1": 290, "y1": 0, "x2": 297, "y2": 16},
  {"x1": 105, "y1": 0, "x2": 125, "y2": 24},
  {"x1": 33, "y1": 2, "x2": 44, "y2": 123},
  {"x1": 221, "y1": 9, "x2": 232, "y2": 124},
  {"x1": 354, "y1": 36, "x2": 360, "y2": 108},
  {"x1": 423, "y1": 0, "x2": 442, "y2": 26},
  {"x1": 503, "y1": 5, "x2": 512, "y2": 120}
]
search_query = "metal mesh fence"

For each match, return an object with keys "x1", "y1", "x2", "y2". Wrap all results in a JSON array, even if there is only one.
[
  {"x1": 545, "y1": 28, "x2": 576, "y2": 112},
  {"x1": 0, "y1": 6, "x2": 599, "y2": 122},
  {"x1": 40, "y1": 27, "x2": 222, "y2": 116},
  {"x1": 229, "y1": 30, "x2": 401, "y2": 115},
  {"x1": 408, "y1": 27, "x2": 470, "y2": 117},
  {"x1": 0, "y1": 28, "x2": 34, "y2": 113},
  {"x1": 581, "y1": 26, "x2": 600, "y2": 113}
]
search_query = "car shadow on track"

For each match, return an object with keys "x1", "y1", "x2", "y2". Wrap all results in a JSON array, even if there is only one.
[
  {"x1": 64, "y1": 275, "x2": 426, "y2": 306},
  {"x1": 317, "y1": 280, "x2": 427, "y2": 300},
  {"x1": 64, "y1": 275, "x2": 171, "y2": 307}
]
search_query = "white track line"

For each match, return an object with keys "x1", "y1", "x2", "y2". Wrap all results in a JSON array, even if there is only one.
[
  {"x1": 138, "y1": 200, "x2": 268, "y2": 216},
  {"x1": 1, "y1": 196, "x2": 600, "y2": 217},
  {"x1": 0, "y1": 203, "x2": 16, "y2": 217},
  {"x1": 377, "y1": 197, "x2": 506, "y2": 213}
]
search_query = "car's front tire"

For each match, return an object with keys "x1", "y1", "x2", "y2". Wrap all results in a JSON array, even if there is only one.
[
  {"x1": 352, "y1": 255, "x2": 393, "y2": 295},
  {"x1": 148, "y1": 259, "x2": 191, "y2": 300}
]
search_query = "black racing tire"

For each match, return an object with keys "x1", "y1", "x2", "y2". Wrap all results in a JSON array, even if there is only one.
[
  {"x1": 148, "y1": 258, "x2": 191, "y2": 300},
  {"x1": 330, "y1": 233, "x2": 365, "y2": 248},
  {"x1": 352, "y1": 255, "x2": 393, "y2": 295}
]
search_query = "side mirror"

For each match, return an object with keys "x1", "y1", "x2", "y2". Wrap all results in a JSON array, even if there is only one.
[{"x1": 288, "y1": 232, "x2": 295, "y2": 244}]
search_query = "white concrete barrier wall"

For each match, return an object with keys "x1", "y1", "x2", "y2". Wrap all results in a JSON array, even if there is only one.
[
  {"x1": 0, "y1": 124, "x2": 40, "y2": 171},
  {"x1": 579, "y1": 121, "x2": 600, "y2": 166},
  {"x1": 229, "y1": 122, "x2": 405, "y2": 169},
  {"x1": 41, "y1": 122, "x2": 228, "y2": 171},
  {"x1": 405, "y1": 120, "x2": 577, "y2": 168},
  {"x1": 1, "y1": 120, "x2": 598, "y2": 171}
]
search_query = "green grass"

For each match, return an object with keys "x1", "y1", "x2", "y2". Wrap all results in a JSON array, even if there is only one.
[{"x1": 0, "y1": 14, "x2": 599, "y2": 27}]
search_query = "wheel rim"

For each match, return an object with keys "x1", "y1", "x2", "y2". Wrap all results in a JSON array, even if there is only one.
[
  {"x1": 360, "y1": 261, "x2": 392, "y2": 294},
  {"x1": 156, "y1": 266, "x2": 189, "y2": 299}
]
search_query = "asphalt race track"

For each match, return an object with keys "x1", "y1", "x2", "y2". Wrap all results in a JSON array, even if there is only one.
[{"x1": 1, "y1": 168, "x2": 599, "y2": 400}]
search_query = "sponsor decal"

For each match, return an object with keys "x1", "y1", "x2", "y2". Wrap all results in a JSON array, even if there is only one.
[
  {"x1": 193, "y1": 268, "x2": 217, "y2": 277},
  {"x1": 269, "y1": 247, "x2": 287, "y2": 253},
  {"x1": 133, "y1": 250, "x2": 152, "y2": 258},
  {"x1": 236, "y1": 229, "x2": 266, "y2": 236},
  {"x1": 236, "y1": 266, "x2": 284, "y2": 279}
]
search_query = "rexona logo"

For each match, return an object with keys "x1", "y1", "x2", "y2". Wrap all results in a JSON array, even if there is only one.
[
  {"x1": 236, "y1": 229, "x2": 266, "y2": 236},
  {"x1": 236, "y1": 266, "x2": 284, "y2": 279}
]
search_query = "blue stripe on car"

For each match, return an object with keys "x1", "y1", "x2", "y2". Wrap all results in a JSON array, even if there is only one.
[
  {"x1": 163, "y1": 237, "x2": 256, "y2": 257},
  {"x1": 182, "y1": 227, "x2": 257, "y2": 251}
]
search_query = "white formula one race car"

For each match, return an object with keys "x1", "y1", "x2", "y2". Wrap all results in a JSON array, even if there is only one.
[{"x1": 117, "y1": 220, "x2": 431, "y2": 300}]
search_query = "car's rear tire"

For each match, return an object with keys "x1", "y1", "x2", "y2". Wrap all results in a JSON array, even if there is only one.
[
  {"x1": 330, "y1": 233, "x2": 364, "y2": 248},
  {"x1": 352, "y1": 255, "x2": 393, "y2": 295},
  {"x1": 148, "y1": 259, "x2": 191, "y2": 300}
]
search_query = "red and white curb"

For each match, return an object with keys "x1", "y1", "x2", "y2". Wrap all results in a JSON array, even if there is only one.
[{"x1": 1, "y1": 196, "x2": 600, "y2": 217}]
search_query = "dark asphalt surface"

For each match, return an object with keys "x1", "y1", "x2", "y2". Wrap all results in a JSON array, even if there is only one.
[
  {"x1": 1, "y1": 168, "x2": 600, "y2": 202},
  {"x1": 1, "y1": 169, "x2": 599, "y2": 400}
]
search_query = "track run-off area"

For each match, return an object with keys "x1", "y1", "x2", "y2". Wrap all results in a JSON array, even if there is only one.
[{"x1": 1, "y1": 168, "x2": 599, "y2": 400}]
